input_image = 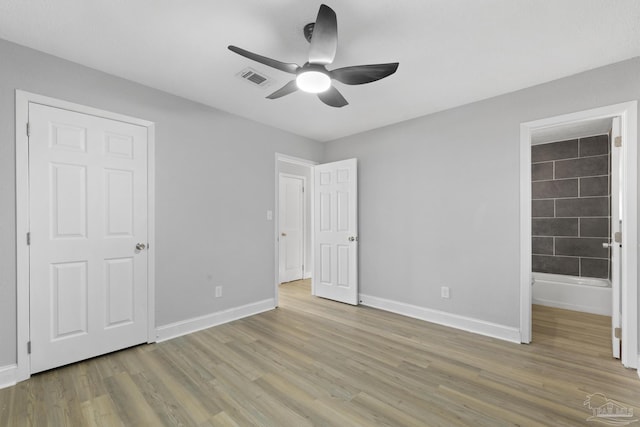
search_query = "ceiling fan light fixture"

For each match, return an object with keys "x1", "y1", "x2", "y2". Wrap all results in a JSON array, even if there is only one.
[
  {"x1": 296, "y1": 70, "x2": 331, "y2": 93},
  {"x1": 228, "y1": 4, "x2": 398, "y2": 107}
]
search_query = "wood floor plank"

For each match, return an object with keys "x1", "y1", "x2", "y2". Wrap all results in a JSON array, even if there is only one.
[
  {"x1": 1, "y1": 280, "x2": 639, "y2": 426},
  {"x1": 104, "y1": 371, "x2": 166, "y2": 426},
  {"x1": 80, "y1": 394, "x2": 124, "y2": 427},
  {"x1": 206, "y1": 411, "x2": 240, "y2": 427}
]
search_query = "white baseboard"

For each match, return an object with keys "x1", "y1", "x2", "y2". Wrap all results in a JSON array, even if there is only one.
[
  {"x1": 359, "y1": 294, "x2": 521, "y2": 344},
  {"x1": 0, "y1": 364, "x2": 18, "y2": 390},
  {"x1": 304, "y1": 271, "x2": 312, "y2": 279},
  {"x1": 156, "y1": 298, "x2": 275, "y2": 342}
]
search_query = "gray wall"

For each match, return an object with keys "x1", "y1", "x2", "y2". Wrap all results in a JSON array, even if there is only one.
[
  {"x1": 0, "y1": 39, "x2": 323, "y2": 366},
  {"x1": 2, "y1": 37, "x2": 639, "y2": 368},
  {"x1": 532, "y1": 135, "x2": 611, "y2": 279},
  {"x1": 278, "y1": 161, "x2": 313, "y2": 278},
  {"x1": 323, "y1": 58, "x2": 640, "y2": 330}
]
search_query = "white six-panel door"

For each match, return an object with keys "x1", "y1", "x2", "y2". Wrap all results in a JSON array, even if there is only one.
[
  {"x1": 279, "y1": 174, "x2": 305, "y2": 283},
  {"x1": 29, "y1": 103, "x2": 148, "y2": 373},
  {"x1": 313, "y1": 159, "x2": 358, "y2": 305}
]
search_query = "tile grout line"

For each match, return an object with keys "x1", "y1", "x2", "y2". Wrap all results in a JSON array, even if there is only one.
[
  {"x1": 532, "y1": 152, "x2": 609, "y2": 165},
  {"x1": 532, "y1": 174, "x2": 609, "y2": 183},
  {"x1": 532, "y1": 254, "x2": 610, "y2": 260}
]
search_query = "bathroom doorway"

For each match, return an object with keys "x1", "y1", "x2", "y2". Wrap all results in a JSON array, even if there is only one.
[
  {"x1": 530, "y1": 125, "x2": 613, "y2": 315},
  {"x1": 530, "y1": 123, "x2": 615, "y2": 357},
  {"x1": 519, "y1": 102, "x2": 638, "y2": 368}
]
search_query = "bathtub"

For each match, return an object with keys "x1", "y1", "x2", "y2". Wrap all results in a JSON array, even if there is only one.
[{"x1": 532, "y1": 272, "x2": 612, "y2": 316}]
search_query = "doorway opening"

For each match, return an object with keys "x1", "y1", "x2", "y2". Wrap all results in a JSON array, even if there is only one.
[
  {"x1": 274, "y1": 154, "x2": 360, "y2": 307},
  {"x1": 530, "y1": 122, "x2": 614, "y2": 357},
  {"x1": 519, "y1": 102, "x2": 638, "y2": 369},
  {"x1": 275, "y1": 154, "x2": 316, "y2": 306},
  {"x1": 279, "y1": 173, "x2": 307, "y2": 284}
]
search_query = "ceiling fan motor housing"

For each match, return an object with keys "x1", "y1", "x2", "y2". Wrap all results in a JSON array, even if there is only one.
[{"x1": 303, "y1": 23, "x2": 315, "y2": 43}]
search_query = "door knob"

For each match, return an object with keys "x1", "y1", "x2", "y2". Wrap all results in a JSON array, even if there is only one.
[
  {"x1": 602, "y1": 242, "x2": 613, "y2": 248},
  {"x1": 348, "y1": 236, "x2": 358, "y2": 242},
  {"x1": 136, "y1": 243, "x2": 146, "y2": 251},
  {"x1": 281, "y1": 232, "x2": 287, "y2": 237}
]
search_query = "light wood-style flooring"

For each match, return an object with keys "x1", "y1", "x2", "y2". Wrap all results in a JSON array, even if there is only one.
[{"x1": 1, "y1": 279, "x2": 639, "y2": 426}]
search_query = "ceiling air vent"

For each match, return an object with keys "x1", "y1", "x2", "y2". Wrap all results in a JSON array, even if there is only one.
[{"x1": 236, "y1": 67, "x2": 273, "y2": 89}]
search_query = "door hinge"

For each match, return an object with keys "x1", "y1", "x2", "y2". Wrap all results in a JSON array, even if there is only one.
[
  {"x1": 27, "y1": 341, "x2": 31, "y2": 354},
  {"x1": 614, "y1": 231, "x2": 621, "y2": 244},
  {"x1": 26, "y1": 122, "x2": 30, "y2": 137},
  {"x1": 614, "y1": 327, "x2": 622, "y2": 339},
  {"x1": 26, "y1": 232, "x2": 31, "y2": 245},
  {"x1": 614, "y1": 136, "x2": 622, "y2": 147}
]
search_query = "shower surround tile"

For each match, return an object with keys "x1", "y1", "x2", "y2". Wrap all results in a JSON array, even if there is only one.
[
  {"x1": 532, "y1": 255, "x2": 579, "y2": 276},
  {"x1": 555, "y1": 237, "x2": 608, "y2": 258},
  {"x1": 532, "y1": 162, "x2": 553, "y2": 181},
  {"x1": 579, "y1": 135, "x2": 609, "y2": 157},
  {"x1": 580, "y1": 258, "x2": 609, "y2": 279},
  {"x1": 580, "y1": 176, "x2": 608, "y2": 197},
  {"x1": 532, "y1": 237, "x2": 554, "y2": 255},
  {"x1": 555, "y1": 197, "x2": 608, "y2": 217},
  {"x1": 532, "y1": 218, "x2": 578, "y2": 236},
  {"x1": 554, "y1": 155, "x2": 608, "y2": 178},
  {"x1": 531, "y1": 134, "x2": 610, "y2": 279},
  {"x1": 532, "y1": 139, "x2": 577, "y2": 162},
  {"x1": 580, "y1": 218, "x2": 609, "y2": 237},
  {"x1": 532, "y1": 200, "x2": 554, "y2": 217},
  {"x1": 532, "y1": 179, "x2": 578, "y2": 199}
]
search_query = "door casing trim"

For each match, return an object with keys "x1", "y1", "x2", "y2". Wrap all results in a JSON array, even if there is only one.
[
  {"x1": 15, "y1": 90, "x2": 157, "y2": 382},
  {"x1": 519, "y1": 101, "x2": 637, "y2": 369}
]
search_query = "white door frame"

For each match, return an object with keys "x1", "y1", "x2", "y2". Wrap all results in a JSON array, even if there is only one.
[
  {"x1": 274, "y1": 153, "x2": 317, "y2": 307},
  {"x1": 15, "y1": 90, "x2": 156, "y2": 382},
  {"x1": 279, "y1": 172, "x2": 307, "y2": 283},
  {"x1": 519, "y1": 101, "x2": 638, "y2": 369}
]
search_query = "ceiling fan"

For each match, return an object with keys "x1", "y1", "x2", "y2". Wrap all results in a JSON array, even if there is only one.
[{"x1": 228, "y1": 4, "x2": 399, "y2": 108}]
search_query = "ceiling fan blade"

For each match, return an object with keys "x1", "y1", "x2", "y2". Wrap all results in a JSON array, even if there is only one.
[
  {"x1": 228, "y1": 45, "x2": 300, "y2": 74},
  {"x1": 331, "y1": 63, "x2": 399, "y2": 85},
  {"x1": 266, "y1": 80, "x2": 298, "y2": 99},
  {"x1": 308, "y1": 4, "x2": 338, "y2": 65},
  {"x1": 318, "y1": 86, "x2": 348, "y2": 108}
]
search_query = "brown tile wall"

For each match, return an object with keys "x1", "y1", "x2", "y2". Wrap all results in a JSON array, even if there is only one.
[{"x1": 531, "y1": 135, "x2": 610, "y2": 279}]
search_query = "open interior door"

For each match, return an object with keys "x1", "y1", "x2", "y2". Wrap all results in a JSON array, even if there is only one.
[
  {"x1": 279, "y1": 174, "x2": 305, "y2": 283},
  {"x1": 610, "y1": 117, "x2": 622, "y2": 359},
  {"x1": 313, "y1": 159, "x2": 358, "y2": 305}
]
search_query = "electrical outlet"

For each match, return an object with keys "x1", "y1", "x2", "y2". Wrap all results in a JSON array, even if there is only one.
[
  {"x1": 266, "y1": 210, "x2": 273, "y2": 220},
  {"x1": 215, "y1": 286, "x2": 223, "y2": 298},
  {"x1": 441, "y1": 286, "x2": 450, "y2": 299}
]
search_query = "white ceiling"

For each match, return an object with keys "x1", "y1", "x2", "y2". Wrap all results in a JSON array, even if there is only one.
[{"x1": 1, "y1": 1, "x2": 639, "y2": 142}]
